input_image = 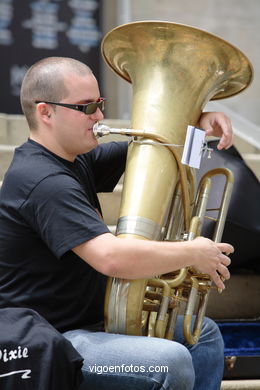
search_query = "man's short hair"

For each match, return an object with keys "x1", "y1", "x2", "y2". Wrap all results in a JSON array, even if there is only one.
[{"x1": 20, "y1": 57, "x2": 92, "y2": 130}]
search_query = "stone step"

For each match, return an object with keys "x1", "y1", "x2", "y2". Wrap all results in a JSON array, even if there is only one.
[
  {"x1": 0, "y1": 145, "x2": 17, "y2": 180},
  {"x1": 0, "y1": 114, "x2": 130, "y2": 146},
  {"x1": 221, "y1": 380, "x2": 260, "y2": 390},
  {"x1": 0, "y1": 113, "x2": 29, "y2": 145},
  {"x1": 243, "y1": 153, "x2": 260, "y2": 180},
  {"x1": 233, "y1": 134, "x2": 259, "y2": 155},
  {"x1": 206, "y1": 274, "x2": 260, "y2": 320},
  {"x1": 98, "y1": 184, "x2": 122, "y2": 226}
]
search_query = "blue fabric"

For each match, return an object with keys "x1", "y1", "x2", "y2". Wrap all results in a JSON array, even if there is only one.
[
  {"x1": 218, "y1": 322, "x2": 260, "y2": 356},
  {"x1": 63, "y1": 316, "x2": 225, "y2": 390}
]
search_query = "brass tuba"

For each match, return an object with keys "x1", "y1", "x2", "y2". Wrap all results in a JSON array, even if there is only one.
[{"x1": 100, "y1": 21, "x2": 253, "y2": 344}]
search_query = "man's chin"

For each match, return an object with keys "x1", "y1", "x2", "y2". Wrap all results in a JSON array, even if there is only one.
[{"x1": 81, "y1": 138, "x2": 98, "y2": 154}]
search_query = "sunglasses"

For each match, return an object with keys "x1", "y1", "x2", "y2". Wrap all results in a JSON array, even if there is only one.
[{"x1": 35, "y1": 98, "x2": 106, "y2": 115}]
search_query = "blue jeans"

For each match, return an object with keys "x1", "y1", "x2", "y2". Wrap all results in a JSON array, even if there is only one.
[{"x1": 63, "y1": 316, "x2": 224, "y2": 390}]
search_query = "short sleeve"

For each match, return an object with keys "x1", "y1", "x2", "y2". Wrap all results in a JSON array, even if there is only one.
[{"x1": 19, "y1": 174, "x2": 110, "y2": 258}]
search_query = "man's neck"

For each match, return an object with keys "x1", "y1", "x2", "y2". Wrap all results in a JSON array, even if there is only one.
[{"x1": 29, "y1": 132, "x2": 76, "y2": 162}]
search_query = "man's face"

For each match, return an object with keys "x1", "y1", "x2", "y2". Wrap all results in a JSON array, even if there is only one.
[{"x1": 51, "y1": 72, "x2": 104, "y2": 160}]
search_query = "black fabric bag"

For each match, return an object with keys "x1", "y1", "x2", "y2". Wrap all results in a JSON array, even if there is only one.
[{"x1": 0, "y1": 308, "x2": 83, "y2": 389}]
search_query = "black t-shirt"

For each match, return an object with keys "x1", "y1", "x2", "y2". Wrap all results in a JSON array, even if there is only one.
[{"x1": 0, "y1": 139, "x2": 128, "y2": 332}]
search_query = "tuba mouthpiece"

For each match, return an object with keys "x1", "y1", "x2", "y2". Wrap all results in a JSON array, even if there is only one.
[{"x1": 93, "y1": 123, "x2": 111, "y2": 138}]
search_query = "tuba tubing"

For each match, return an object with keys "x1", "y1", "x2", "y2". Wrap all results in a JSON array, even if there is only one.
[{"x1": 182, "y1": 168, "x2": 234, "y2": 344}]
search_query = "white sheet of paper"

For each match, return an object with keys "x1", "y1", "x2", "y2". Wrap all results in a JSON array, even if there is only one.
[{"x1": 181, "y1": 125, "x2": 206, "y2": 169}]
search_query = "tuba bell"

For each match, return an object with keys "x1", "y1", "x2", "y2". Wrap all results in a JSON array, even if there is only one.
[{"x1": 100, "y1": 21, "x2": 253, "y2": 344}]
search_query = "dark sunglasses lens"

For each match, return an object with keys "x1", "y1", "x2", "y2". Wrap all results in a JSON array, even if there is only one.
[
  {"x1": 84, "y1": 100, "x2": 105, "y2": 115},
  {"x1": 84, "y1": 103, "x2": 97, "y2": 115}
]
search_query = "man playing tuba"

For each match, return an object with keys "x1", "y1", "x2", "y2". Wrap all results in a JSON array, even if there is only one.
[{"x1": 0, "y1": 56, "x2": 234, "y2": 389}]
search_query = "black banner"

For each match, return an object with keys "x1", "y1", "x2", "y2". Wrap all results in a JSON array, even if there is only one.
[{"x1": 0, "y1": 0, "x2": 102, "y2": 114}]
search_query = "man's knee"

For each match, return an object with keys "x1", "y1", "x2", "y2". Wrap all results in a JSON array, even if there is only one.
[
  {"x1": 148, "y1": 339, "x2": 195, "y2": 390},
  {"x1": 201, "y1": 317, "x2": 224, "y2": 351}
]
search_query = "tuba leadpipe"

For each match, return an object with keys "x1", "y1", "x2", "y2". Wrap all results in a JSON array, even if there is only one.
[{"x1": 101, "y1": 21, "x2": 253, "y2": 343}]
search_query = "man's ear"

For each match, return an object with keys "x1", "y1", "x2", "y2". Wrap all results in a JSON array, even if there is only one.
[{"x1": 35, "y1": 102, "x2": 52, "y2": 123}]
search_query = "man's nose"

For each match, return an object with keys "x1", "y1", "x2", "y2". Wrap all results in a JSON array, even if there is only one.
[{"x1": 90, "y1": 107, "x2": 104, "y2": 121}]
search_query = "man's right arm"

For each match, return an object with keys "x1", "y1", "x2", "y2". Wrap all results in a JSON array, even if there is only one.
[{"x1": 72, "y1": 232, "x2": 233, "y2": 291}]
